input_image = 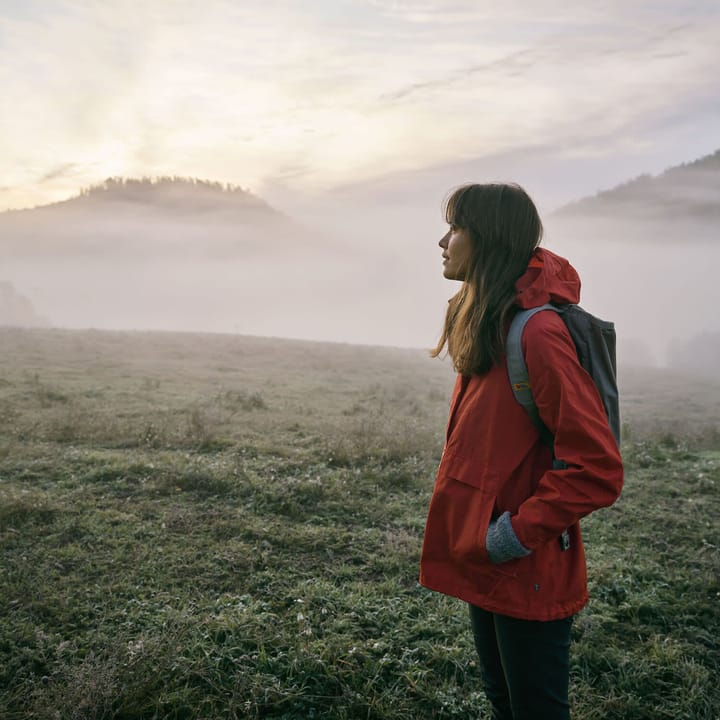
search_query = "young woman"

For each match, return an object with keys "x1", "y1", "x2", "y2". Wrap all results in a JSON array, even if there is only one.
[{"x1": 419, "y1": 183, "x2": 623, "y2": 720}]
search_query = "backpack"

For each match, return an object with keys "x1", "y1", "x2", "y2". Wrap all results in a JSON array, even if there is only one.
[
  {"x1": 506, "y1": 303, "x2": 621, "y2": 449},
  {"x1": 506, "y1": 304, "x2": 620, "y2": 552}
]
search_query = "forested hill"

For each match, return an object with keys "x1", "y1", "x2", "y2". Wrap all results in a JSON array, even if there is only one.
[
  {"x1": 0, "y1": 176, "x2": 300, "y2": 259},
  {"x1": 2, "y1": 176, "x2": 284, "y2": 220},
  {"x1": 0, "y1": 175, "x2": 356, "y2": 340},
  {"x1": 553, "y1": 149, "x2": 720, "y2": 222}
]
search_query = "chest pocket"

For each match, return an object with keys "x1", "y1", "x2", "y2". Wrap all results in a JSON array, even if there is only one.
[{"x1": 444, "y1": 366, "x2": 541, "y2": 479}]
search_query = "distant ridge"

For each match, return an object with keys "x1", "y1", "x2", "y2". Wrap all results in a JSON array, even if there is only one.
[
  {"x1": 553, "y1": 148, "x2": 720, "y2": 222},
  {"x1": 0, "y1": 175, "x2": 300, "y2": 258},
  {"x1": 76, "y1": 176, "x2": 278, "y2": 215},
  {"x1": 2, "y1": 175, "x2": 285, "y2": 220}
]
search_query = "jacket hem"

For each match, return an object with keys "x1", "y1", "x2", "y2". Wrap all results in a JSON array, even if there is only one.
[{"x1": 419, "y1": 574, "x2": 588, "y2": 622}]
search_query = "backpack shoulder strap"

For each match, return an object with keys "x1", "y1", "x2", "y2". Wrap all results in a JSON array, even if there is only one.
[{"x1": 506, "y1": 303, "x2": 557, "y2": 447}]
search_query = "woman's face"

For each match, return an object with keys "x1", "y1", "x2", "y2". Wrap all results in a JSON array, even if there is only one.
[{"x1": 439, "y1": 224, "x2": 473, "y2": 280}]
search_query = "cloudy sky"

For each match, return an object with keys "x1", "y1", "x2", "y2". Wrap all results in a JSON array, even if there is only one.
[{"x1": 1, "y1": 0, "x2": 719, "y2": 215}]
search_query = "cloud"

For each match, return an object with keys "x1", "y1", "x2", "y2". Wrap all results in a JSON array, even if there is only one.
[
  {"x1": 380, "y1": 47, "x2": 547, "y2": 101},
  {"x1": 1, "y1": 0, "x2": 719, "y2": 210},
  {"x1": 361, "y1": 0, "x2": 715, "y2": 24},
  {"x1": 38, "y1": 163, "x2": 84, "y2": 184}
]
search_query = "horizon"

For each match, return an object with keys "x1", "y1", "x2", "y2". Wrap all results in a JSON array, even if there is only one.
[{"x1": 3, "y1": 139, "x2": 719, "y2": 217}]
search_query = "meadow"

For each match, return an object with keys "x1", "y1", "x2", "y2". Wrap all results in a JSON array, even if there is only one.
[{"x1": 0, "y1": 327, "x2": 718, "y2": 719}]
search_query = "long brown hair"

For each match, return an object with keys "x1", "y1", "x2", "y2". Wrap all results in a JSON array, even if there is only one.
[{"x1": 431, "y1": 183, "x2": 543, "y2": 375}]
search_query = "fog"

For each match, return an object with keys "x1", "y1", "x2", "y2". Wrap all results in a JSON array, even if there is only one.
[
  {"x1": 547, "y1": 231, "x2": 716, "y2": 365},
  {"x1": 2, "y1": 173, "x2": 718, "y2": 372}
]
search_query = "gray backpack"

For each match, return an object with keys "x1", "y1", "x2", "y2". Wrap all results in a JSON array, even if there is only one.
[
  {"x1": 506, "y1": 303, "x2": 620, "y2": 552},
  {"x1": 506, "y1": 303, "x2": 620, "y2": 447}
]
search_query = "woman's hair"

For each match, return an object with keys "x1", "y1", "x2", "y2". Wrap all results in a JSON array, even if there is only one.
[{"x1": 431, "y1": 183, "x2": 543, "y2": 375}]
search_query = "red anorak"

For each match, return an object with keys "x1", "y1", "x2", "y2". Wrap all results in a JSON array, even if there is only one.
[{"x1": 419, "y1": 248, "x2": 624, "y2": 621}]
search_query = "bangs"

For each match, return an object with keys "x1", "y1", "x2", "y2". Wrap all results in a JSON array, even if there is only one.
[{"x1": 443, "y1": 185, "x2": 475, "y2": 227}]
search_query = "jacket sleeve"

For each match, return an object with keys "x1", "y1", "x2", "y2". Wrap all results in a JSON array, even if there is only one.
[{"x1": 510, "y1": 311, "x2": 624, "y2": 551}]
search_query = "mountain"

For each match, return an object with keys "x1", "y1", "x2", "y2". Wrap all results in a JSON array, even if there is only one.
[
  {"x1": 550, "y1": 149, "x2": 720, "y2": 242},
  {"x1": 0, "y1": 176, "x2": 294, "y2": 258},
  {"x1": 2, "y1": 176, "x2": 283, "y2": 218},
  {"x1": 542, "y1": 149, "x2": 720, "y2": 368},
  {"x1": 69, "y1": 176, "x2": 279, "y2": 216},
  {"x1": 0, "y1": 176, "x2": 373, "y2": 342}
]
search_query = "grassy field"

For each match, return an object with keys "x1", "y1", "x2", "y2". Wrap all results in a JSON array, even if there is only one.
[{"x1": 0, "y1": 327, "x2": 718, "y2": 719}]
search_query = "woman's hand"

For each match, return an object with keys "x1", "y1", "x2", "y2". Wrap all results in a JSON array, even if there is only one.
[{"x1": 485, "y1": 511, "x2": 531, "y2": 564}]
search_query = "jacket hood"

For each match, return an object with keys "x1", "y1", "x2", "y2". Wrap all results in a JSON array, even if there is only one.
[{"x1": 515, "y1": 247, "x2": 581, "y2": 309}]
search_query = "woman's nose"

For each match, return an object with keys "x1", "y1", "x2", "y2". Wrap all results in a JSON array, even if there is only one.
[{"x1": 439, "y1": 232, "x2": 449, "y2": 248}]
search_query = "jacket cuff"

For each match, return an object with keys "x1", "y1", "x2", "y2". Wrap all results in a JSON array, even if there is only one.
[{"x1": 486, "y1": 511, "x2": 531, "y2": 564}]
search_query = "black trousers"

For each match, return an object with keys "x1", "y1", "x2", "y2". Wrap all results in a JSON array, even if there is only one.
[{"x1": 469, "y1": 604, "x2": 573, "y2": 720}]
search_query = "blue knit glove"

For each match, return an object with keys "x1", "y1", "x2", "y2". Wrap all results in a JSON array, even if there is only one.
[{"x1": 486, "y1": 511, "x2": 531, "y2": 564}]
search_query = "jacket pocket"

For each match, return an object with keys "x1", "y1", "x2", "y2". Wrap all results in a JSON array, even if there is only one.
[{"x1": 429, "y1": 451, "x2": 500, "y2": 572}]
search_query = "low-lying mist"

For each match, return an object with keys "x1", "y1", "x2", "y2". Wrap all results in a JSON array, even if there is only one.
[{"x1": 2, "y1": 173, "x2": 718, "y2": 376}]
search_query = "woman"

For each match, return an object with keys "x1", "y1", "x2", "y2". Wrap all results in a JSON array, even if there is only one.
[{"x1": 419, "y1": 183, "x2": 623, "y2": 720}]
